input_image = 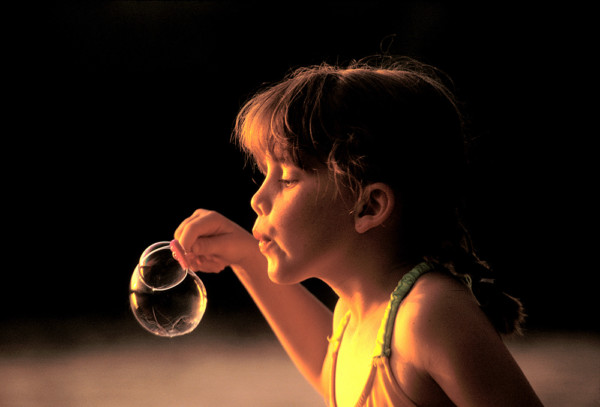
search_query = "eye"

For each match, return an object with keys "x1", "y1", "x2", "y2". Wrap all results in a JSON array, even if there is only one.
[{"x1": 278, "y1": 178, "x2": 298, "y2": 188}]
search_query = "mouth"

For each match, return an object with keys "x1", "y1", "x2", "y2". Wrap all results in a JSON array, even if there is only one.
[
  {"x1": 252, "y1": 227, "x2": 274, "y2": 254},
  {"x1": 257, "y1": 239, "x2": 274, "y2": 254}
]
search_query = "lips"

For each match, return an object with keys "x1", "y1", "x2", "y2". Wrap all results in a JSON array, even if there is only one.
[
  {"x1": 257, "y1": 239, "x2": 274, "y2": 254},
  {"x1": 252, "y1": 224, "x2": 275, "y2": 254}
]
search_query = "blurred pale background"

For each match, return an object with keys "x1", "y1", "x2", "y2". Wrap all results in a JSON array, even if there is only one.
[{"x1": 1, "y1": 315, "x2": 598, "y2": 406}]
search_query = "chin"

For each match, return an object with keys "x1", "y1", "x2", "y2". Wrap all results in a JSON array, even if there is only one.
[{"x1": 266, "y1": 259, "x2": 306, "y2": 285}]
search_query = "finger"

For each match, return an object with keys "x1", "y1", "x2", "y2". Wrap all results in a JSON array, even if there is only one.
[
  {"x1": 177, "y1": 210, "x2": 225, "y2": 253},
  {"x1": 190, "y1": 255, "x2": 227, "y2": 274},
  {"x1": 189, "y1": 234, "x2": 231, "y2": 259},
  {"x1": 174, "y1": 208, "x2": 209, "y2": 241},
  {"x1": 170, "y1": 240, "x2": 190, "y2": 270}
]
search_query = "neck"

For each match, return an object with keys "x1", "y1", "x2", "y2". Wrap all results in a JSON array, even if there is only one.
[{"x1": 321, "y1": 243, "x2": 415, "y2": 323}]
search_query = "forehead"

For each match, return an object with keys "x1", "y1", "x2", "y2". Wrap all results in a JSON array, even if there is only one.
[
  {"x1": 254, "y1": 150, "x2": 293, "y2": 174},
  {"x1": 262, "y1": 154, "x2": 318, "y2": 178}
]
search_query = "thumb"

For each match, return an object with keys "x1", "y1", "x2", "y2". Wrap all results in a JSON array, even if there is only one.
[{"x1": 189, "y1": 233, "x2": 231, "y2": 258}]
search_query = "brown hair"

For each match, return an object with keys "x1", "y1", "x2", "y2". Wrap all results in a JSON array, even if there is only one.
[{"x1": 233, "y1": 56, "x2": 525, "y2": 334}]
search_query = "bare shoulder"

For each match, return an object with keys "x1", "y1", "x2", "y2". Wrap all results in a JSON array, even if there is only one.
[
  {"x1": 407, "y1": 269, "x2": 476, "y2": 307},
  {"x1": 393, "y1": 271, "x2": 492, "y2": 366},
  {"x1": 392, "y1": 271, "x2": 544, "y2": 406}
]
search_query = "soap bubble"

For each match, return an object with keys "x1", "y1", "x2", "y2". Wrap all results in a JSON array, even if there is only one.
[
  {"x1": 130, "y1": 241, "x2": 207, "y2": 337},
  {"x1": 137, "y1": 241, "x2": 187, "y2": 290}
]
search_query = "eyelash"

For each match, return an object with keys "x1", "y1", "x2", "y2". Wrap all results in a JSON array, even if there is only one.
[
  {"x1": 252, "y1": 175, "x2": 265, "y2": 186},
  {"x1": 278, "y1": 179, "x2": 297, "y2": 188}
]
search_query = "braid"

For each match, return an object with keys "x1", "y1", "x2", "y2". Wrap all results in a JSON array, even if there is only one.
[{"x1": 423, "y1": 225, "x2": 526, "y2": 335}]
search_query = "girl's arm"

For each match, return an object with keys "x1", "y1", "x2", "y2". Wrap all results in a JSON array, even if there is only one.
[
  {"x1": 231, "y1": 258, "x2": 333, "y2": 393},
  {"x1": 175, "y1": 209, "x2": 333, "y2": 394}
]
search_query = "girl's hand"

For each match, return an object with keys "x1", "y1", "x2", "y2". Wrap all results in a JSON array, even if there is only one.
[{"x1": 174, "y1": 209, "x2": 259, "y2": 273}]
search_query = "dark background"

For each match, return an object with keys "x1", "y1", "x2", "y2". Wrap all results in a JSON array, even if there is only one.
[{"x1": 6, "y1": 2, "x2": 595, "y2": 334}]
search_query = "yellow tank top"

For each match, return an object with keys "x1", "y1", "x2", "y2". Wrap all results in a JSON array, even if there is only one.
[{"x1": 327, "y1": 262, "x2": 432, "y2": 407}]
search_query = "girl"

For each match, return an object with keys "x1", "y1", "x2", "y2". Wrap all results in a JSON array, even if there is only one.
[{"x1": 173, "y1": 57, "x2": 543, "y2": 406}]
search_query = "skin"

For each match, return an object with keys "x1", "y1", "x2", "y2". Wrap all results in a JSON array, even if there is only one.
[
  {"x1": 250, "y1": 159, "x2": 358, "y2": 285},
  {"x1": 174, "y1": 157, "x2": 543, "y2": 406}
]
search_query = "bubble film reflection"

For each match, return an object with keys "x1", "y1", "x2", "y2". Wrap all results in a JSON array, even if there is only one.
[
  {"x1": 130, "y1": 241, "x2": 207, "y2": 337},
  {"x1": 138, "y1": 242, "x2": 187, "y2": 290}
]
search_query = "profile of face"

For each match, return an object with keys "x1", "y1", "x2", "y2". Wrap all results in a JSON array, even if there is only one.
[{"x1": 251, "y1": 157, "x2": 356, "y2": 284}]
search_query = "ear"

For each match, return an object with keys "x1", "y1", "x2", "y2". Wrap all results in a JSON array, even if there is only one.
[{"x1": 354, "y1": 183, "x2": 396, "y2": 234}]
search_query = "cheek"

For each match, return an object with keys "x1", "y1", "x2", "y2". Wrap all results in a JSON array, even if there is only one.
[{"x1": 287, "y1": 197, "x2": 353, "y2": 250}]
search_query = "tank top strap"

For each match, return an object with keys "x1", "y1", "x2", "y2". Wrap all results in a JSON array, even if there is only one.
[
  {"x1": 329, "y1": 310, "x2": 351, "y2": 354},
  {"x1": 373, "y1": 262, "x2": 432, "y2": 358}
]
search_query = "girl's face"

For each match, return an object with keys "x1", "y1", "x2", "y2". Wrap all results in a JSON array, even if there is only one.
[{"x1": 251, "y1": 157, "x2": 357, "y2": 284}]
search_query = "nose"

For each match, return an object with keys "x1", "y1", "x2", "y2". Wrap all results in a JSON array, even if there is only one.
[{"x1": 250, "y1": 181, "x2": 270, "y2": 216}]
